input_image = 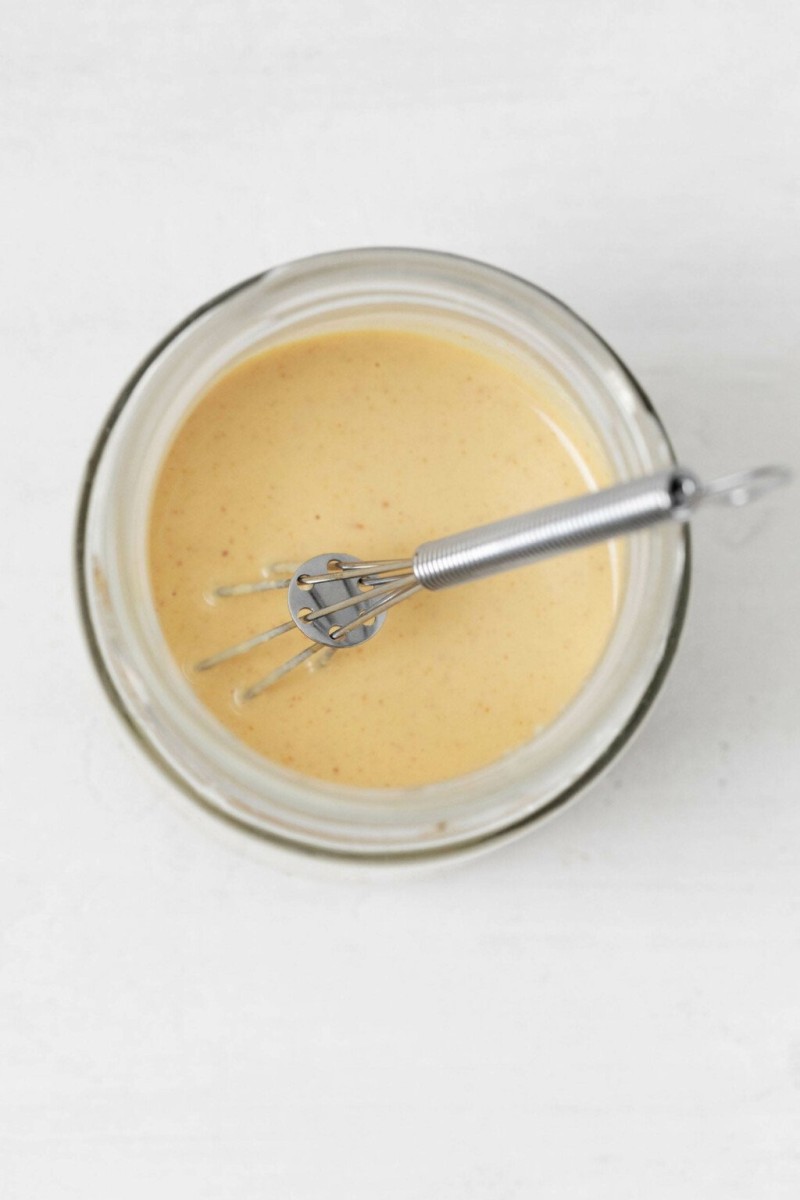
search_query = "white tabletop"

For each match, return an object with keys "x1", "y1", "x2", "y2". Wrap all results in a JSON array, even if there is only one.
[{"x1": 3, "y1": 2, "x2": 799, "y2": 1196}]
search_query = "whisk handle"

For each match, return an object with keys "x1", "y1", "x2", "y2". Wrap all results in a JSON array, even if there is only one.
[{"x1": 412, "y1": 468, "x2": 699, "y2": 591}]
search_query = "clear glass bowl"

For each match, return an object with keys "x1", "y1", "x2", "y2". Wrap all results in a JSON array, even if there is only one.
[{"x1": 75, "y1": 248, "x2": 689, "y2": 861}]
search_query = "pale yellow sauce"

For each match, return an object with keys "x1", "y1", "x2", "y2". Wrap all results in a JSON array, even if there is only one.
[{"x1": 148, "y1": 329, "x2": 619, "y2": 787}]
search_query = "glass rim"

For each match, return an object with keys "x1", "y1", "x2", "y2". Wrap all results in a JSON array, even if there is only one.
[{"x1": 75, "y1": 247, "x2": 691, "y2": 863}]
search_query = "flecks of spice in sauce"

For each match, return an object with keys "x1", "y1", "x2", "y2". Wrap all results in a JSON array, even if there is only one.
[{"x1": 149, "y1": 328, "x2": 620, "y2": 788}]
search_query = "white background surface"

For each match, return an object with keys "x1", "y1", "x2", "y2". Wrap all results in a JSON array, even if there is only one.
[{"x1": 2, "y1": 2, "x2": 799, "y2": 1196}]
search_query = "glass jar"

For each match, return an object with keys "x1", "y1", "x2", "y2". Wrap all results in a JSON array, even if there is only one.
[{"x1": 76, "y1": 248, "x2": 689, "y2": 861}]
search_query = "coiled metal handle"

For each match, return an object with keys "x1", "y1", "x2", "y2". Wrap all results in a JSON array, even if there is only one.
[{"x1": 413, "y1": 467, "x2": 699, "y2": 591}]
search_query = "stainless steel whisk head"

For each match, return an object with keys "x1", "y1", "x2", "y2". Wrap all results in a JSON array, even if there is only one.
[{"x1": 196, "y1": 464, "x2": 790, "y2": 700}]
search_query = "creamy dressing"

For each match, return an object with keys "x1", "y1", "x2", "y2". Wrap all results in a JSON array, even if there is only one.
[{"x1": 148, "y1": 328, "x2": 619, "y2": 787}]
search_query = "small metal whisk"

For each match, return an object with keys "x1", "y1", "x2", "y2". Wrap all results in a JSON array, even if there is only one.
[{"x1": 196, "y1": 465, "x2": 789, "y2": 700}]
